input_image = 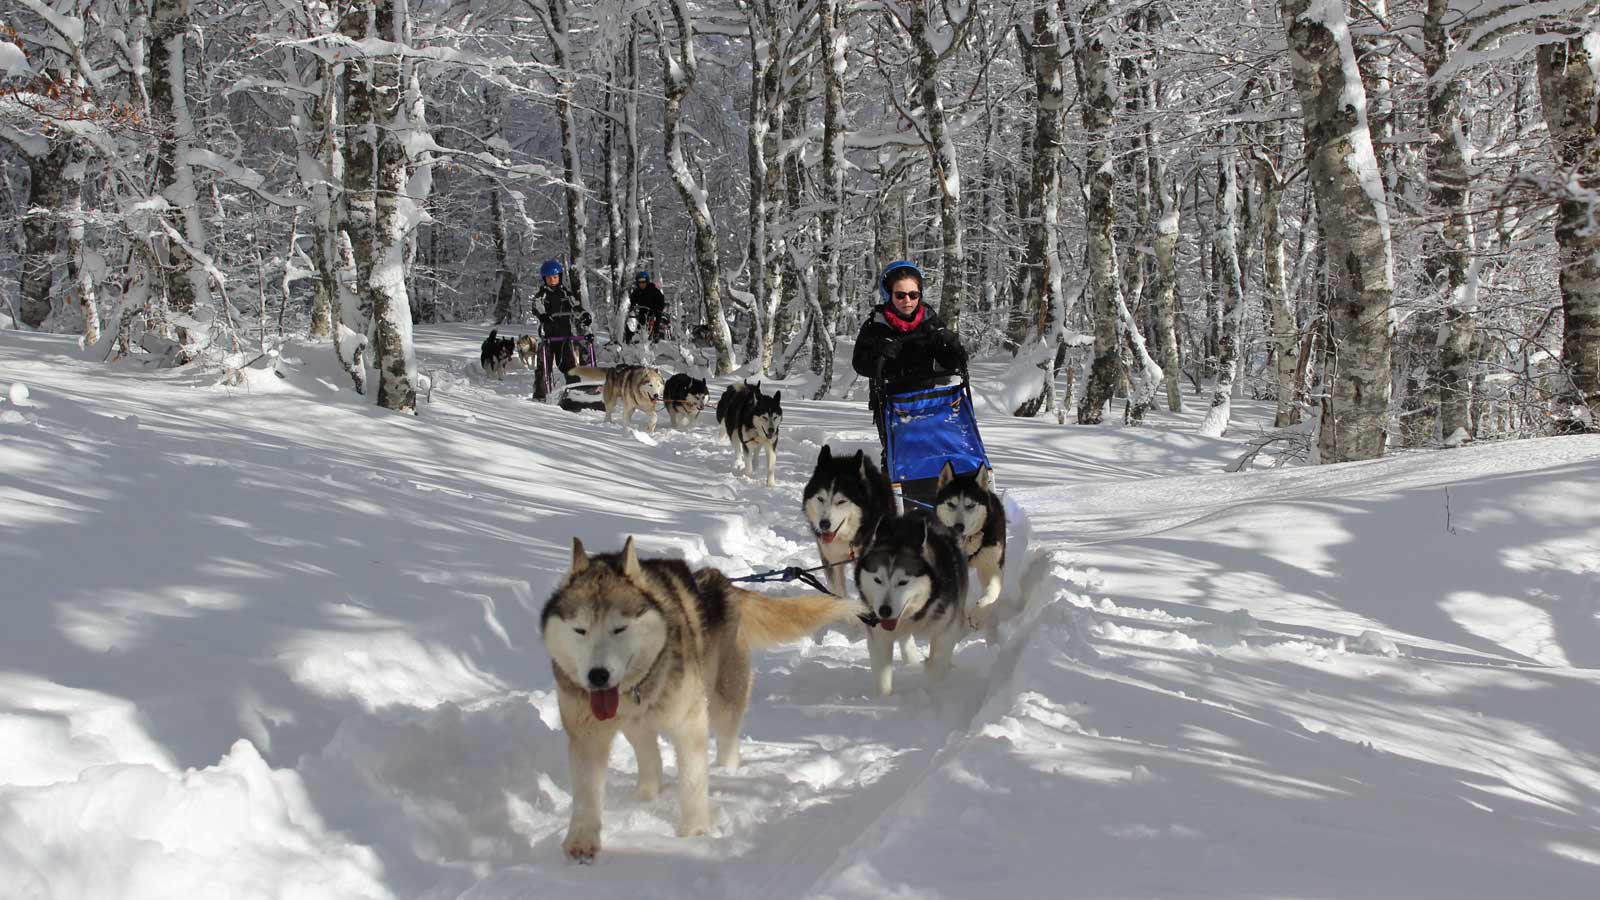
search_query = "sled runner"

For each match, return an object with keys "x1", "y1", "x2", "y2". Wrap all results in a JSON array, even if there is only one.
[
  {"x1": 881, "y1": 371, "x2": 991, "y2": 512},
  {"x1": 536, "y1": 333, "x2": 600, "y2": 408}
]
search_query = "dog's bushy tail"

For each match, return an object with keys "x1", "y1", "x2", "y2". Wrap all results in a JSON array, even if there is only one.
[
  {"x1": 571, "y1": 366, "x2": 608, "y2": 382},
  {"x1": 733, "y1": 587, "x2": 858, "y2": 648}
]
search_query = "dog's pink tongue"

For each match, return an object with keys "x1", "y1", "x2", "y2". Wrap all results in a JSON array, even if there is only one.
[
  {"x1": 819, "y1": 531, "x2": 837, "y2": 544},
  {"x1": 589, "y1": 688, "x2": 620, "y2": 720},
  {"x1": 880, "y1": 618, "x2": 899, "y2": 632}
]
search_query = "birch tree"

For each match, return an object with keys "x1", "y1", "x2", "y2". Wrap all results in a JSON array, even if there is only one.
[
  {"x1": 657, "y1": 0, "x2": 734, "y2": 374},
  {"x1": 1071, "y1": 0, "x2": 1121, "y2": 425},
  {"x1": 1536, "y1": 19, "x2": 1600, "y2": 430},
  {"x1": 814, "y1": 0, "x2": 847, "y2": 398},
  {"x1": 149, "y1": 0, "x2": 215, "y2": 354},
  {"x1": 1280, "y1": 0, "x2": 1395, "y2": 463}
]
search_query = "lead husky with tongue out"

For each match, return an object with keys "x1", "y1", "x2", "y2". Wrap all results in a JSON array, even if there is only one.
[
  {"x1": 541, "y1": 536, "x2": 859, "y2": 863},
  {"x1": 802, "y1": 445, "x2": 894, "y2": 597},
  {"x1": 854, "y1": 514, "x2": 970, "y2": 697}
]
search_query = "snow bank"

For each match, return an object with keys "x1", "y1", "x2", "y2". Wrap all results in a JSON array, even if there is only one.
[{"x1": 1, "y1": 730, "x2": 390, "y2": 900}]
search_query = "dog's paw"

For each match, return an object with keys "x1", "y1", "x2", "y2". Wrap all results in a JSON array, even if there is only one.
[
  {"x1": 635, "y1": 779, "x2": 660, "y2": 801},
  {"x1": 676, "y1": 816, "x2": 711, "y2": 838},
  {"x1": 563, "y1": 826, "x2": 601, "y2": 863},
  {"x1": 717, "y1": 748, "x2": 741, "y2": 771}
]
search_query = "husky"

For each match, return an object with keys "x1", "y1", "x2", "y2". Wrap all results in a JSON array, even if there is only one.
[
  {"x1": 663, "y1": 373, "x2": 710, "y2": 430},
  {"x1": 935, "y1": 462, "x2": 1005, "y2": 635},
  {"x1": 854, "y1": 514, "x2": 969, "y2": 697},
  {"x1": 715, "y1": 381, "x2": 782, "y2": 487},
  {"x1": 480, "y1": 329, "x2": 516, "y2": 379},
  {"x1": 542, "y1": 537, "x2": 859, "y2": 862},
  {"x1": 515, "y1": 334, "x2": 540, "y2": 370},
  {"x1": 572, "y1": 365, "x2": 666, "y2": 433},
  {"x1": 802, "y1": 445, "x2": 893, "y2": 598}
]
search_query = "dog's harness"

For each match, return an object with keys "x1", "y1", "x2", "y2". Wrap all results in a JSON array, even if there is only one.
[{"x1": 729, "y1": 557, "x2": 878, "y2": 626}]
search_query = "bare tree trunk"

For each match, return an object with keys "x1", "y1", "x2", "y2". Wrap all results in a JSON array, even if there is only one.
[
  {"x1": 150, "y1": 0, "x2": 213, "y2": 351},
  {"x1": 1013, "y1": 0, "x2": 1066, "y2": 418},
  {"x1": 339, "y1": 2, "x2": 378, "y2": 393},
  {"x1": 542, "y1": 0, "x2": 589, "y2": 312},
  {"x1": 906, "y1": 2, "x2": 965, "y2": 331},
  {"x1": 1422, "y1": 0, "x2": 1477, "y2": 443},
  {"x1": 1141, "y1": 33, "x2": 1183, "y2": 414},
  {"x1": 746, "y1": 0, "x2": 782, "y2": 374},
  {"x1": 491, "y1": 188, "x2": 515, "y2": 324},
  {"x1": 61, "y1": 146, "x2": 99, "y2": 345},
  {"x1": 1260, "y1": 129, "x2": 1298, "y2": 427},
  {"x1": 1281, "y1": 0, "x2": 1395, "y2": 463},
  {"x1": 368, "y1": 0, "x2": 417, "y2": 412},
  {"x1": 658, "y1": 0, "x2": 734, "y2": 374},
  {"x1": 1199, "y1": 154, "x2": 1245, "y2": 437},
  {"x1": 1072, "y1": 0, "x2": 1121, "y2": 425},
  {"x1": 814, "y1": 0, "x2": 846, "y2": 398},
  {"x1": 19, "y1": 142, "x2": 67, "y2": 329},
  {"x1": 299, "y1": 48, "x2": 338, "y2": 341},
  {"x1": 1536, "y1": 25, "x2": 1600, "y2": 430}
]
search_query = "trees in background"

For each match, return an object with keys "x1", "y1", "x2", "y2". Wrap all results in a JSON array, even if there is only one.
[{"x1": 1, "y1": 0, "x2": 1593, "y2": 448}]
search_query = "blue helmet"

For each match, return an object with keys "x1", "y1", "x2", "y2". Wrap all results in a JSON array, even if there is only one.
[
  {"x1": 635, "y1": 271, "x2": 651, "y2": 283},
  {"x1": 540, "y1": 260, "x2": 564, "y2": 279},
  {"x1": 877, "y1": 260, "x2": 924, "y2": 305}
]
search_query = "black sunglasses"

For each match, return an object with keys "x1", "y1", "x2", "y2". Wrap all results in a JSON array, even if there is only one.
[{"x1": 893, "y1": 290, "x2": 921, "y2": 301}]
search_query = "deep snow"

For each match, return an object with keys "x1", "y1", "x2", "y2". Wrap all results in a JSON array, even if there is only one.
[{"x1": 3, "y1": 324, "x2": 1599, "y2": 899}]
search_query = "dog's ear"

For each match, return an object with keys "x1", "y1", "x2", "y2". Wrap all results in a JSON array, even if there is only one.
[
  {"x1": 620, "y1": 536, "x2": 642, "y2": 578},
  {"x1": 819, "y1": 444, "x2": 832, "y2": 465},
  {"x1": 569, "y1": 538, "x2": 590, "y2": 576},
  {"x1": 978, "y1": 465, "x2": 994, "y2": 492},
  {"x1": 772, "y1": 390, "x2": 781, "y2": 404},
  {"x1": 855, "y1": 449, "x2": 868, "y2": 477},
  {"x1": 937, "y1": 460, "x2": 956, "y2": 491}
]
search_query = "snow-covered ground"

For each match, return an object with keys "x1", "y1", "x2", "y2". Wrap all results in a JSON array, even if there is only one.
[{"x1": 3, "y1": 324, "x2": 1599, "y2": 899}]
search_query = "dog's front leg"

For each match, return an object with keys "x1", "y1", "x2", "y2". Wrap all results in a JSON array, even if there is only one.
[
  {"x1": 763, "y1": 442, "x2": 777, "y2": 487},
  {"x1": 562, "y1": 724, "x2": 618, "y2": 863},
  {"x1": 645, "y1": 404, "x2": 658, "y2": 434},
  {"x1": 867, "y1": 626, "x2": 895, "y2": 697},
  {"x1": 968, "y1": 548, "x2": 1004, "y2": 639},
  {"x1": 897, "y1": 633, "x2": 923, "y2": 666},
  {"x1": 623, "y1": 725, "x2": 662, "y2": 801},
  {"x1": 666, "y1": 705, "x2": 712, "y2": 837},
  {"x1": 926, "y1": 627, "x2": 958, "y2": 681}
]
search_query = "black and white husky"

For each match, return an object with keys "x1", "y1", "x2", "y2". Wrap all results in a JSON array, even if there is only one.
[
  {"x1": 935, "y1": 462, "x2": 1005, "y2": 635},
  {"x1": 480, "y1": 329, "x2": 516, "y2": 379},
  {"x1": 663, "y1": 373, "x2": 710, "y2": 430},
  {"x1": 802, "y1": 445, "x2": 894, "y2": 597},
  {"x1": 855, "y1": 514, "x2": 969, "y2": 696},
  {"x1": 715, "y1": 381, "x2": 782, "y2": 487}
]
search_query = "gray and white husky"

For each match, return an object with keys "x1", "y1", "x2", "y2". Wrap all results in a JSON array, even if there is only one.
[
  {"x1": 934, "y1": 462, "x2": 1005, "y2": 636},
  {"x1": 854, "y1": 514, "x2": 969, "y2": 696},
  {"x1": 802, "y1": 445, "x2": 894, "y2": 597},
  {"x1": 572, "y1": 364, "x2": 666, "y2": 433},
  {"x1": 541, "y1": 537, "x2": 858, "y2": 862},
  {"x1": 715, "y1": 381, "x2": 782, "y2": 486}
]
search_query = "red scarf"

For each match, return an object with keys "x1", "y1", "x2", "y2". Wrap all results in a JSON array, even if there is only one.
[{"x1": 884, "y1": 302, "x2": 925, "y2": 333}]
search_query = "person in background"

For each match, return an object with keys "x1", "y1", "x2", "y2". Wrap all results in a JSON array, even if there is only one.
[
  {"x1": 534, "y1": 260, "x2": 591, "y2": 399},
  {"x1": 627, "y1": 271, "x2": 668, "y2": 343}
]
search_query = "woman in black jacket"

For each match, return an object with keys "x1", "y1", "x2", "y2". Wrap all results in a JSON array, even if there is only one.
[{"x1": 853, "y1": 261, "x2": 968, "y2": 485}]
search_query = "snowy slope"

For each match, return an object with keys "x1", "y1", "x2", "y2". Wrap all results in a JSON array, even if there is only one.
[{"x1": 3, "y1": 325, "x2": 1599, "y2": 899}]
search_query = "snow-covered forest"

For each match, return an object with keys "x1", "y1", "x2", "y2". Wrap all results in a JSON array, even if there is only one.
[
  {"x1": 5, "y1": 2, "x2": 1600, "y2": 898},
  {"x1": 4, "y1": 0, "x2": 1599, "y2": 449}
]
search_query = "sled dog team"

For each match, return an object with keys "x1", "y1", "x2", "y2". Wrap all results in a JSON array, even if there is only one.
[
  {"x1": 490, "y1": 329, "x2": 784, "y2": 487},
  {"x1": 542, "y1": 442, "x2": 1006, "y2": 862}
]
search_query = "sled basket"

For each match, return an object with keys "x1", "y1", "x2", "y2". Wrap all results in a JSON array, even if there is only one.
[{"x1": 882, "y1": 379, "x2": 991, "y2": 487}]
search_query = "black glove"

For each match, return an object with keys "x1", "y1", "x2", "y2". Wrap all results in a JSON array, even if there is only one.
[{"x1": 580, "y1": 311, "x2": 593, "y2": 328}]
